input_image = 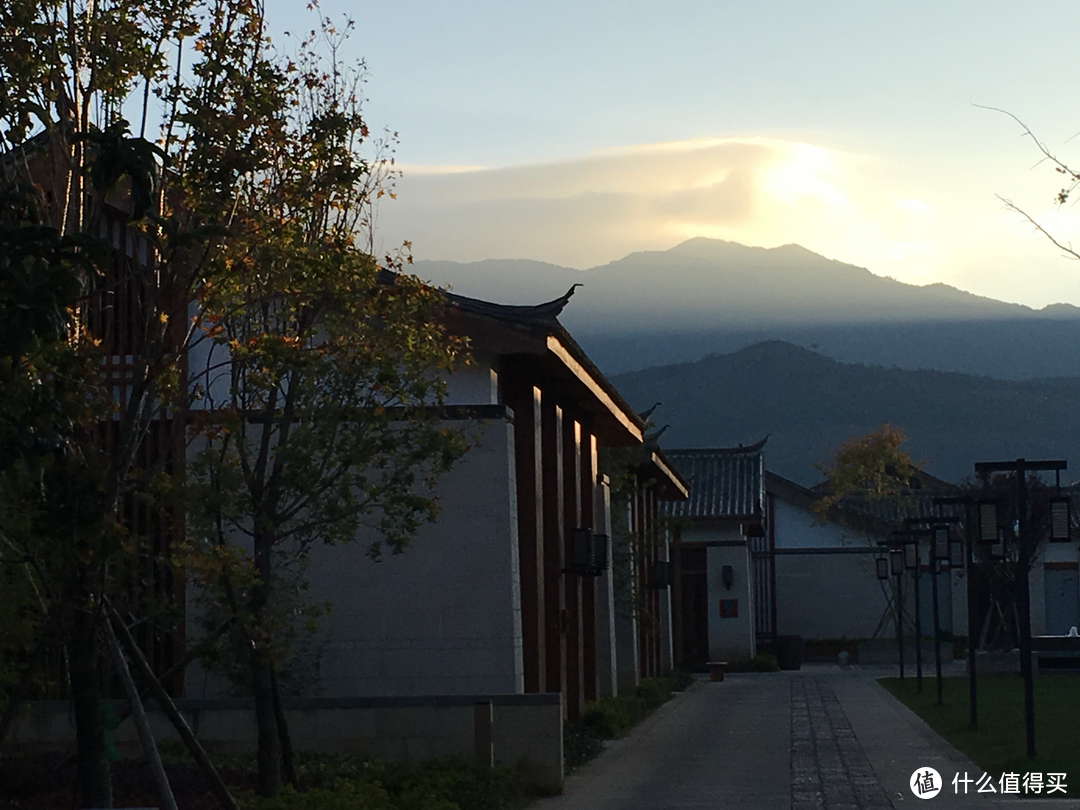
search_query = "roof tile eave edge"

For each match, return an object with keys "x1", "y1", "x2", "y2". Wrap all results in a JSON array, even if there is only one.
[{"x1": 544, "y1": 331, "x2": 645, "y2": 443}]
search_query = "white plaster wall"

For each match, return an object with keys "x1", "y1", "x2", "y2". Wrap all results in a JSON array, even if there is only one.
[
  {"x1": 773, "y1": 498, "x2": 892, "y2": 641},
  {"x1": 773, "y1": 499, "x2": 868, "y2": 550},
  {"x1": 442, "y1": 352, "x2": 498, "y2": 405},
  {"x1": 682, "y1": 526, "x2": 755, "y2": 662},
  {"x1": 274, "y1": 418, "x2": 522, "y2": 697},
  {"x1": 185, "y1": 301, "x2": 232, "y2": 409},
  {"x1": 775, "y1": 554, "x2": 892, "y2": 640}
]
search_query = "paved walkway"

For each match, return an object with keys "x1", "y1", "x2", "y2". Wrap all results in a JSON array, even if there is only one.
[{"x1": 535, "y1": 665, "x2": 1079, "y2": 810}]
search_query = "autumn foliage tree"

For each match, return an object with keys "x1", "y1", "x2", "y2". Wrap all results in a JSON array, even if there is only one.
[
  {"x1": 179, "y1": 23, "x2": 466, "y2": 795},
  {"x1": 812, "y1": 424, "x2": 923, "y2": 522},
  {"x1": 1, "y1": 0, "x2": 463, "y2": 801}
]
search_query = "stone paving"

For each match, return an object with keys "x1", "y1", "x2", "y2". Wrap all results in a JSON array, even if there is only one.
[
  {"x1": 790, "y1": 676, "x2": 892, "y2": 809},
  {"x1": 535, "y1": 665, "x2": 1080, "y2": 810}
]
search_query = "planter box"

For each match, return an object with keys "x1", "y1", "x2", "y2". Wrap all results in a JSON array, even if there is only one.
[{"x1": 775, "y1": 636, "x2": 804, "y2": 671}]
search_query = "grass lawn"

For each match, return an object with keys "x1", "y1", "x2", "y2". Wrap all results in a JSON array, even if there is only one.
[{"x1": 879, "y1": 674, "x2": 1080, "y2": 782}]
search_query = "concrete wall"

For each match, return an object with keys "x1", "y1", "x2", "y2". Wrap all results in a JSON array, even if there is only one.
[{"x1": 3, "y1": 694, "x2": 563, "y2": 793}]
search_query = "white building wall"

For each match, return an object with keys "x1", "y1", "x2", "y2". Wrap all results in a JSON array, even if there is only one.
[
  {"x1": 304, "y1": 417, "x2": 524, "y2": 697},
  {"x1": 772, "y1": 498, "x2": 892, "y2": 641},
  {"x1": 682, "y1": 526, "x2": 755, "y2": 662},
  {"x1": 442, "y1": 352, "x2": 499, "y2": 405}
]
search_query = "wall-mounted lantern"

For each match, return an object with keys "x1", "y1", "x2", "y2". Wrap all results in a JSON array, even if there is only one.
[
  {"x1": 876, "y1": 557, "x2": 889, "y2": 580},
  {"x1": 570, "y1": 529, "x2": 608, "y2": 576},
  {"x1": 721, "y1": 564, "x2": 734, "y2": 591},
  {"x1": 649, "y1": 560, "x2": 671, "y2": 589}
]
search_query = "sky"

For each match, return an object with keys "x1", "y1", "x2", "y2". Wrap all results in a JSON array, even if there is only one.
[{"x1": 264, "y1": 1, "x2": 1080, "y2": 309}]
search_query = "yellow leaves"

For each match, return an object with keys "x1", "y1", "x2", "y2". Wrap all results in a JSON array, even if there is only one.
[
  {"x1": 813, "y1": 424, "x2": 922, "y2": 522},
  {"x1": 158, "y1": 311, "x2": 169, "y2": 325}
]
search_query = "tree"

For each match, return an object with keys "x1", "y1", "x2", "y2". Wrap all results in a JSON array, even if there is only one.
[
  {"x1": 179, "y1": 34, "x2": 467, "y2": 790},
  {"x1": 812, "y1": 424, "x2": 923, "y2": 522},
  {"x1": 813, "y1": 425, "x2": 925, "y2": 641},
  {"x1": 1, "y1": 2, "x2": 196, "y2": 797},
  {"x1": 984, "y1": 106, "x2": 1080, "y2": 262},
  {"x1": 1, "y1": 0, "x2": 461, "y2": 800}
]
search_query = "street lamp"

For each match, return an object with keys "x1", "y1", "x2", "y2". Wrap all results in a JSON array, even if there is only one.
[
  {"x1": 890, "y1": 540, "x2": 906, "y2": 679},
  {"x1": 906, "y1": 534, "x2": 924, "y2": 692},
  {"x1": 930, "y1": 525, "x2": 952, "y2": 705},
  {"x1": 934, "y1": 496, "x2": 981, "y2": 729},
  {"x1": 974, "y1": 458, "x2": 1068, "y2": 760}
]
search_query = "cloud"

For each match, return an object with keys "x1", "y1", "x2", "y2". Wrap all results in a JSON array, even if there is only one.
[
  {"x1": 373, "y1": 135, "x2": 1080, "y2": 308},
  {"x1": 376, "y1": 137, "x2": 788, "y2": 267}
]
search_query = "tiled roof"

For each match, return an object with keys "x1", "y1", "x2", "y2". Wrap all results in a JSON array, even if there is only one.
[
  {"x1": 662, "y1": 439, "x2": 767, "y2": 519},
  {"x1": 443, "y1": 284, "x2": 580, "y2": 329}
]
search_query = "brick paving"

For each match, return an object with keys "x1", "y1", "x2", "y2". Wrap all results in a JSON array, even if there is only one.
[{"x1": 790, "y1": 676, "x2": 892, "y2": 810}]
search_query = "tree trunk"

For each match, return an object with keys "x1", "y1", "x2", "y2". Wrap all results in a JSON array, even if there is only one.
[
  {"x1": 270, "y1": 664, "x2": 299, "y2": 789},
  {"x1": 251, "y1": 531, "x2": 281, "y2": 797},
  {"x1": 70, "y1": 611, "x2": 112, "y2": 808},
  {"x1": 252, "y1": 658, "x2": 281, "y2": 797}
]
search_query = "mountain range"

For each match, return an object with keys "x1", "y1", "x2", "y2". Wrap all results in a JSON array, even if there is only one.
[
  {"x1": 609, "y1": 341, "x2": 1080, "y2": 486},
  {"x1": 417, "y1": 238, "x2": 1080, "y2": 378}
]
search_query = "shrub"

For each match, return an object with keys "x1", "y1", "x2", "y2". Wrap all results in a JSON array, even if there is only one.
[
  {"x1": 635, "y1": 676, "x2": 675, "y2": 708},
  {"x1": 234, "y1": 755, "x2": 532, "y2": 810},
  {"x1": 749, "y1": 653, "x2": 779, "y2": 672},
  {"x1": 582, "y1": 694, "x2": 646, "y2": 738},
  {"x1": 563, "y1": 724, "x2": 605, "y2": 772},
  {"x1": 237, "y1": 781, "x2": 397, "y2": 810}
]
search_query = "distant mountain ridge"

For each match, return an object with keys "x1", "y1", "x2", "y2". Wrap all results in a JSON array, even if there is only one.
[
  {"x1": 417, "y1": 239, "x2": 1080, "y2": 378},
  {"x1": 609, "y1": 341, "x2": 1080, "y2": 486}
]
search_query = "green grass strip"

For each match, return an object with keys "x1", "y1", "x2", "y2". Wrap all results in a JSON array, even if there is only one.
[{"x1": 879, "y1": 675, "x2": 1080, "y2": 781}]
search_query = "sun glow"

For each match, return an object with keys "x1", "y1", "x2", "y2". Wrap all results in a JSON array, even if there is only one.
[{"x1": 763, "y1": 144, "x2": 847, "y2": 208}]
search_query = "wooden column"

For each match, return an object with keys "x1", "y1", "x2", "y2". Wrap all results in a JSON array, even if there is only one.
[
  {"x1": 542, "y1": 402, "x2": 567, "y2": 707},
  {"x1": 671, "y1": 525, "x2": 684, "y2": 669},
  {"x1": 582, "y1": 430, "x2": 598, "y2": 701},
  {"x1": 649, "y1": 486, "x2": 661, "y2": 677},
  {"x1": 504, "y1": 376, "x2": 546, "y2": 693},
  {"x1": 563, "y1": 417, "x2": 584, "y2": 721}
]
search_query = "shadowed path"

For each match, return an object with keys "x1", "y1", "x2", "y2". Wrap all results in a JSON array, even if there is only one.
[{"x1": 534, "y1": 666, "x2": 1078, "y2": 810}]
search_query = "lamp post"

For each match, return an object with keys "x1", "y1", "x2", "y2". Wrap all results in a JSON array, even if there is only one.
[
  {"x1": 910, "y1": 536, "x2": 924, "y2": 692},
  {"x1": 935, "y1": 495, "x2": 982, "y2": 728},
  {"x1": 930, "y1": 525, "x2": 952, "y2": 706},
  {"x1": 904, "y1": 517, "x2": 959, "y2": 703},
  {"x1": 890, "y1": 542, "x2": 906, "y2": 679},
  {"x1": 973, "y1": 458, "x2": 1067, "y2": 760}
]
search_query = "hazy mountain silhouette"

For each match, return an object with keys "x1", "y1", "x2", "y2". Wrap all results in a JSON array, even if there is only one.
[
  {"x1": 609, "y1": 341, "x2": 1080, "y2": 485},
  {"x1": 418, "y1": 238, "x2": 1080, "y2": 377}
]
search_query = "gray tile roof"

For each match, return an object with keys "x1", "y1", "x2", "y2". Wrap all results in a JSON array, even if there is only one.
[{"x1": 663, "y1": 438, "x2": 767, "y2": 519}]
